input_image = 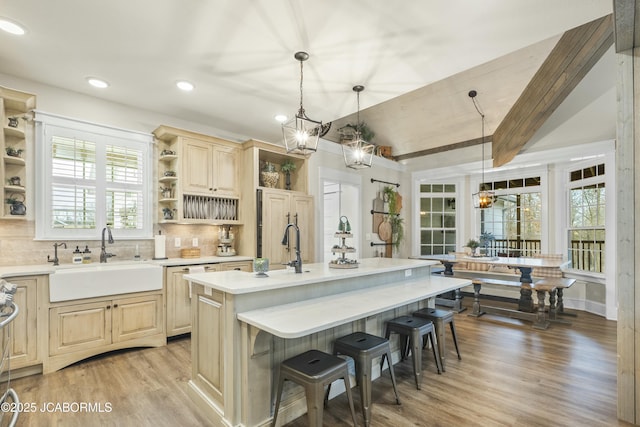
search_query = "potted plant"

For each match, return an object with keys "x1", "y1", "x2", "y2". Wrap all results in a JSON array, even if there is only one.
[
  {"x1": 466, "y1": 238, "x2": 480, "y2": 256},
  {"x1": 339, "y1": 122, "x2": 375, "y2": 143},
  {"x1": 280, "y1": 159, "x2": 297, "y2": 190},
  {"x1": 479, "y1": 232, "x2": 495, "y2": 255},
  {"x1": 381, "y1": 186, "x2": 404, "y2": 250}
]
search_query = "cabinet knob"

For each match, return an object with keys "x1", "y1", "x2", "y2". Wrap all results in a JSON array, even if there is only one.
[
  {"x1": 114, "y1": 304, "x2": 119, "y2": 308},
  {"x1": 106, "y1": 305, "x2": 111, "y2": 309}
]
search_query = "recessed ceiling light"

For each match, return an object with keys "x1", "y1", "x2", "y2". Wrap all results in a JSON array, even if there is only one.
[
  {"x1": 274, "y1": 114, "x2": 288, "y2": 123},
  {"x1": 0, "y1": 18, "x2": 26, "y2": 35},
  {"x1": 87, "y1": 77, "x2": 109, "y2": 88},
  {"x1": 176, "y1": 81, "x2": 194, "y2": 91}
]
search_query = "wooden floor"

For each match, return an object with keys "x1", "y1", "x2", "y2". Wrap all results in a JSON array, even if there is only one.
[{"x1": 4, "y1": 306, "x2": 632, "y2": 427}]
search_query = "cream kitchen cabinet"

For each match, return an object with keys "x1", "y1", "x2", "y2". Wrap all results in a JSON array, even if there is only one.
[
  {"x1": 182, "y1": 137, "x2": 239, "y2": 197},
  {"x1": 165, "y1": 261, "x2": 252, "y2": 337},
  {"x1": 46, "y1": 292, "x2": 164, "y2": 373},
  {"x1": 154, "y1": 125, "x2": 242, "y2": 224},
  {"x1": 166, "y1": 264, "x2": 218, "y2": 337},
  {"x1": 261, "y1": 189, "x2": 313, "y2": 269},
  {"x1": 0, "y1": 275, "x2": 42, "y2": 371}
]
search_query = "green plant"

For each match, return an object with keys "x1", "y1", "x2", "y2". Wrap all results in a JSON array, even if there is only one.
[
  {"x1": 383, "y1": 186, "x2": 399, "y2": 214},
  {"x1": 380, "y1": 186, "x2": 404, "y2": 250},
  {"x1": 339, "y1": 122, "x2": 375, "y2": 143},
  {"x1": 466, "y1": 239, "x2": 480, "y2": 250},
  {"x1": 390, "y1": 215, "x2": 404, "y2": 250},
  {"x1": 479, "y1": 232, "x2": 495, "y2": 248},
  {"x1": 280, "y1": 159, "x2": 297, "y2": 173},
  {"x1": 262, "y1": 161, "x2": 276, "y2": 172}
]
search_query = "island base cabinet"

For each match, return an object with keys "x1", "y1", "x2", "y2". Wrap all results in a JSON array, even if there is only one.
[
  {"x1": 46, "y1": 292, "x2": 165, "y2": 373},
  {"x1": 191, "y1": 289, "x2": 225, "y2": 408}
]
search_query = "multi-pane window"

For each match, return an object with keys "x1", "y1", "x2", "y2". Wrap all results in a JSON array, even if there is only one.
[
  {"x1": 567, "y1": 163, "x2": 605, "y2": 273},
  {"x1": 419, "y1": 184, "x2": 456, "y2": 255},
  {"x1": 36, "y1": 113, "x2": 152, "y2": 240},
  {"x1": 479, "y1": 176, "x2": 542, "y2": 257}
]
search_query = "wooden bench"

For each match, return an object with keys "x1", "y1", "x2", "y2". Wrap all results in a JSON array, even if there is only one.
[{"x1": 469, "y1": 277, "x2": 575, "y2": 330}]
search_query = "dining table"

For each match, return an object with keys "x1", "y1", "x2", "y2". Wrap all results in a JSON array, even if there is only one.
[{"x1": 412, "y1": 254, "x2": 570, "y2": 313}]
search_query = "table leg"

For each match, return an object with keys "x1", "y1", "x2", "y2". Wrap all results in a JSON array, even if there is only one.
[
  {"x1": 442, "y1": 262, "x2": 454, "y2": 276},
  {"x1": 549, "y1": 289, "x2": 572, "y2": 325},
  {"x1": 518, "y1": 284, "x2": 535, "y2": 312},
  {"x1": 468, "y1": 282, "x2": 485, "y2": 317},
  {"x1": 556, "y1": 288, "x2": 577, "y2": 317},
  {"x1": 518, "y1": 267, "x2": 533, "y2": 283},
  {"x1": 533, "y1": 289, "x2": 550, "y2": 330},
  {"x1": 452, "y1": 288, "x2": 467, "y2": 313}
]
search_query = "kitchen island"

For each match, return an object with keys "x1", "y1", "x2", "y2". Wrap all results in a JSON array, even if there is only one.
[{"x1": 184, "y1": 258, "x2": 470, "y2": 427}]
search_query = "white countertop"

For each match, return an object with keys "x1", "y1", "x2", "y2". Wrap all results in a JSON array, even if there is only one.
[
  {"x1": 0, "y1": 256, "x2": 254, "y2": 278},
  {"x1": 237, "y1": 274, "x2": 470, "y2": 339},
  {"x1": 184, "y1": 257, "x2": 438, "y2": 295}
]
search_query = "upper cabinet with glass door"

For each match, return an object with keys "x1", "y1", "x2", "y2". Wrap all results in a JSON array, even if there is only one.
[
  {"x1": 0, "y1": 87, "x2": 35, "y2": 220},
  {"x1": 153, "y1": 125, "x2": 241, "y2": 225}
]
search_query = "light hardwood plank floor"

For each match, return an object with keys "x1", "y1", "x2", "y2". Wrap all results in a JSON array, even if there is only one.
[{"x1": 4, "y1": 307, "x2": 632, "y2": 427}]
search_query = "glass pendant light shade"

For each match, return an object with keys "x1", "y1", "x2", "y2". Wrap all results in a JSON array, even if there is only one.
[
  {"x1": 472, "y1": 189, "x2": 495, "y2": 209},
  {"x1": 342, "y1": 85, "x2": 374, "y2": 169},
  {"x1": 342, "y1": 132, "x2": 374, "y2": 169},
  {"x1": 282, "y1": 52, "x2": 322, "y2": 156},
  {"x1": 469, "y1": 90, "x2": 494, "y2": 209},
  {"x1": 282, "y1": 111, "x2": 321, "y2": 155}
]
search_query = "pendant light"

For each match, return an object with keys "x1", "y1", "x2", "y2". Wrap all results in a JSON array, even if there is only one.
[
  {"x1": 342, "y1": 85, "x2": 374, "y2": 169},
  {"x1": 469, "y1": 90, "x2": 494, "y2": 209},
  {"x1": 281, "y1": 51, "x2": 322, "y2": 156}
]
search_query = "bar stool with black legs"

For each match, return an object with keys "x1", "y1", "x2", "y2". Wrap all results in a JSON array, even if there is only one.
[
  {"x1": 383, "y1": 315, "x2": 442, "y2": 390},
  {"x1": 328, "y1": 332, "x2": 401, "y2": 427},
  {"x1": 272, "y1": 349, "x2": 358, "y2": 427},
  {"x1": 413, "y1": 307, "x2": 461, "y2": 372}
]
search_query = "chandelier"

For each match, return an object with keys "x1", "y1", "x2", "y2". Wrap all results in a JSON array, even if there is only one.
[
  {"x1": 342, "y1": 85, "x2": 374, "y2": 169},
  {"x1": 469, "y1": 90, "x2": 494, "y2": 209},
  {"x1": 281, "y1": 51, "x2": 322, "y2": 156}
]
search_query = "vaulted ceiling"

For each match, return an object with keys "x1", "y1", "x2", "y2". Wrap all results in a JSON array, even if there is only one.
[{"x1": 0, "y1": 1, "x2": 614, "y2": 165}]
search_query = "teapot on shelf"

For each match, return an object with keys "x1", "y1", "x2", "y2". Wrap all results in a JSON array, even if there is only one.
[{"x1": 6, "y1": 193, "x2": 26, "y2": 216}]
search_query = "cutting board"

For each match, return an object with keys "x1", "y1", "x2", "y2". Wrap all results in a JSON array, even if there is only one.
[
  {"x1": 372, "y1": 192, "x2": 384, "y2": 233},
  {"x1": 378, "y1": 216, "x2": 392, "y2": 241}
]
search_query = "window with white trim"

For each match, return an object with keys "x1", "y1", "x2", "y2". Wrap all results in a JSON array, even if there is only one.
[
  {"x1": 479, "y1": 176, "x2": 542, "y2": 257},
  {"x1": 567, "y1": 163, "x2": 605, "y2": 273},
  {"x1": 418, "y1": 184, "x2": 457, "y2": 255},
  {"x1": 35, "y1": 112, "x2": 153, "y2": 240}
]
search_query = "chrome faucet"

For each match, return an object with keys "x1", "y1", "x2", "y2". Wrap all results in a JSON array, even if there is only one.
[
  {"x1": 47, "y1": 242, "x2": 67, "y2": 266},
  {"x1": 100, "y1": 226, "x2": 115, "y2": 263},
  {"x1": 281, "y1": 223, "x2": 302, "y2": 273}
]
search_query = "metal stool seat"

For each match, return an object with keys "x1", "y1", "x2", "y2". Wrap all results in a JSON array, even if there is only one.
[
  {"x1": 272, "y1": 349, "x2": 358, "y2": 427},
  {"x1": 329, "y1": 332, "x2": 401, "y2": 427},
  {"x1": 413, "y1": 307, "x2": 461, "y2": 372},
  {"x1": 384, "y1": 315, "x2": 442, "y2": 390}
]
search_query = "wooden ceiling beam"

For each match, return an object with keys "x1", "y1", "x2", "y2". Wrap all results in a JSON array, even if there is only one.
[
  {"x1": 492, "y1": 14, "x2": 613, "y2": 167},
  {"x1": 394, "y1": 136, "x2": 488, "y2": 161},
  {"x1": 613, "y1": 0, "x2": 640, "y2": 52}
]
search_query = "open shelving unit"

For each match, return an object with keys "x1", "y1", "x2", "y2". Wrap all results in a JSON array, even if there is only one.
[{"x1": 0, "y1": 87, "x2": 35, "y2": 220}]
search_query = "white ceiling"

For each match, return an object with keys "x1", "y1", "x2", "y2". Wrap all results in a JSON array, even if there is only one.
[{"x1": 0, "y1": 0, "x2": 614, "y2": 158}]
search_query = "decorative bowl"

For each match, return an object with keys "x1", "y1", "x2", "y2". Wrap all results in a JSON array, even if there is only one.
[{"x1": 253, "y1": 258, "x2": 269, "y2": 277}]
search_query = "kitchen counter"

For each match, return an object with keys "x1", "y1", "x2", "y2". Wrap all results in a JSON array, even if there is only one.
[
  {"x1": 185, "y1": 257, "x2": 468, "y2": 426},
  {"x1": 184, "y1": 257, "x2": 436, "y2": 294}
]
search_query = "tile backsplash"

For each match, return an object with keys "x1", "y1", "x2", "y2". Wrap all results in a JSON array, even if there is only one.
[{"x1": 0, "y1": 220, "x2": 243, "y2": 266}]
